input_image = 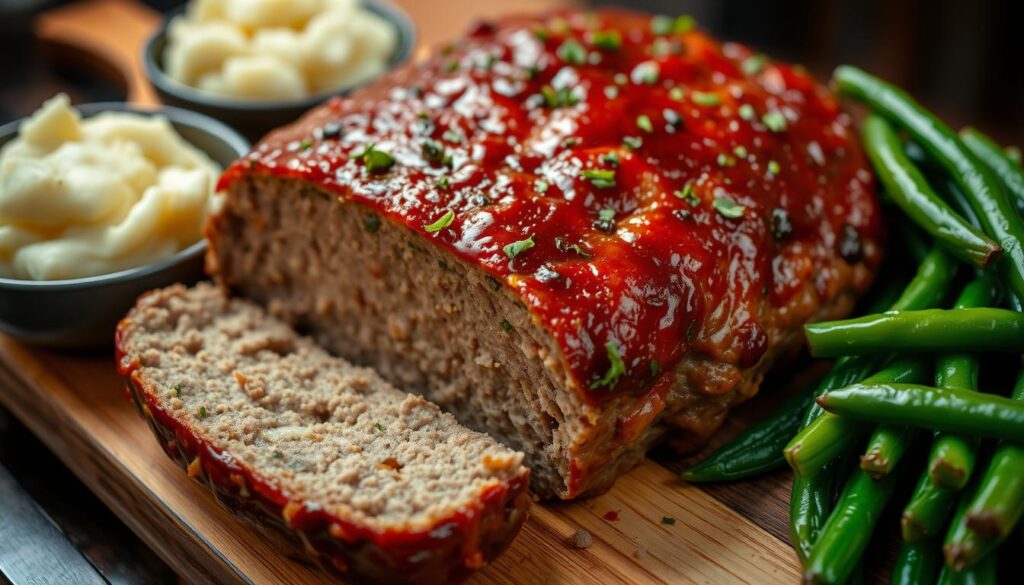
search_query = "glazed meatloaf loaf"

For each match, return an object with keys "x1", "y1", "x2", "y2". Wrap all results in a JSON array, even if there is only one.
[
  {"x1": 116, "y1": 284, "x2": 530, "y2": 584},
  {"x1": 209, "y1": 9, "x2": 883, "y2": 498}
]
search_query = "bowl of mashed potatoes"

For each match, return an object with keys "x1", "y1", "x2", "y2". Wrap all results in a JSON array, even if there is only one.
[
  {"x1": 144, "y1": 0, "x2": 415, "y2": 141},
  {"x1": 0, "y1": 95, "x2": 249, "y2": 348}
]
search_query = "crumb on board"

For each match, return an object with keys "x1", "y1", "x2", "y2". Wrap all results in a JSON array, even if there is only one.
[
  {"x1": 603, "y1": 510, "x2": 620, "y2": 521},
  {"x1": 568, "y1": 528, "x2": 593, "y2": 549},
  {"x1": 634, "y1": 548, "x2": 649, "y2": 560}
]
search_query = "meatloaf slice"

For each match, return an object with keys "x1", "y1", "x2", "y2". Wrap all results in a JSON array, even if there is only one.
[
  {"x1": 209, "y1": 9, "x2": 882, "y2": 498},
  {"x1": 115, "y1": 284, "x2": 530, "y2": 585}
]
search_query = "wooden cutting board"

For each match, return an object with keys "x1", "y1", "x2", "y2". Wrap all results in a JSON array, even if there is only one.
[
  {"x1": 0, "y1": 336, "x2": 801, "y2": 584},
  {"x1": 5, "y1": 0, "x2": 804, "y2": 583}
]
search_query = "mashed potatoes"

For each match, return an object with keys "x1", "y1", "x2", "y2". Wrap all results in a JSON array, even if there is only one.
[
  {"x1": 163, "y1": 0, "x2": 398, "y2": 101},
  {"x1": 0, "y1": 95, "x2": 220, "y2": 281}
]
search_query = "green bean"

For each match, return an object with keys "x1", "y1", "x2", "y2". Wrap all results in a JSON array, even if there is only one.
[
  {"x1": 862, "y1": 115, "x2": 1001, "y2": 267},
  {"x1": 791, "y1": 471, "x2": 839, "y2": 564},
  {"x1": 805, "y1": 307, "x2": 1024, "y2": 357},
  {"x1": 789, "y1": 246, "x2": 956, "y2": 562},
  {"x1": 817, "y1": 384, "x2": 1024, "y2": 441},
  {"x1": 957, "y1": 369, "x2": 1024, "y2": 546},
  {"x1": 938, "y1": 550, "x2": 999, "y2": 584},
  {"x1": 802, "y1": 469, "x2": 896, "y2": 584},
  {"x1": 834, "y1": 65, "x2": 1024, "y2": 307},
  {"x1": 858, "y1": 277, "x2": 996, "y2": 481},
  {"x1": 681, "y1": 384, "x2": 812, "y2": 482},
  {"x1": 966, "y1": 444, "x2": 1024, "y2": 538},
  {"x1": 903, "y1": 470, "x2": 957, "y2": 542},
  {"x1": 928, "y1": 275, "x2": 997, "y2": 489},
  {"x1": 784, "y1": 358, "x2": 928, "y2": 477},
  {"x1": 859, "y1": 425, "x2": 914, "y2": 478},
  {"x1": 961, "y1": 127, "x2": 1024, "y2": 216},
  {"x1": 892, "y1": 539, "x2": 941, "y2": 585}
]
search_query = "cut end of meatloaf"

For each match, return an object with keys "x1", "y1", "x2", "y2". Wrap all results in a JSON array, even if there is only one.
[{"x1": 115, "y1": 284, "x2": 530, "y2": 584}]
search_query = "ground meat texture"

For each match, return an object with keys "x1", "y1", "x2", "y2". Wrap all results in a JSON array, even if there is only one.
[
  {"x1": 210, "y1": 9, "x2": 882, "y2": 498},
  {"x1": 116, "y1": 284, "x2": 530, "y2": 584}
]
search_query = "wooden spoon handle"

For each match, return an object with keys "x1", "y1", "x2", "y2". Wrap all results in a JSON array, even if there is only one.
[{"x1": 34, "y1": 0, "x2": 162, "y2": 105}]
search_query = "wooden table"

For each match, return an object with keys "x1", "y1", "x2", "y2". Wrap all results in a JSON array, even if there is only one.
[{"x1": 0, "y1": 1, "x2": 806, "y2": 583}]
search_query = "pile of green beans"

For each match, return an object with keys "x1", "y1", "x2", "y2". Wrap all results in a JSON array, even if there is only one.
[{"x1": 679, "y1": 66, "x2": 1024, "y2": 582}]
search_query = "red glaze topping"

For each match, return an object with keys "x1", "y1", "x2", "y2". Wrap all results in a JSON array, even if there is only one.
[{"x1": 220, "y1": 10, "x2": 880, "y2": 404}]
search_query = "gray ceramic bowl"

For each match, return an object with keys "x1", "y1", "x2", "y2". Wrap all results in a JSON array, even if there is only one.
[
  {"x1": 0, "y1": 103, "x2": 249, "y2": 348},
  {"x1": 143, "y1": 0, "x2": 416, "y2": 142}
]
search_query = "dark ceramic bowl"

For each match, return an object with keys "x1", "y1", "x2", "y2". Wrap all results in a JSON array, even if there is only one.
[
  {"x1": 0, "y1": 103, "x2": 249, "y2": 348},
  {"x1": 143, "y1": 0, "x2": 416, "y2": 142}
]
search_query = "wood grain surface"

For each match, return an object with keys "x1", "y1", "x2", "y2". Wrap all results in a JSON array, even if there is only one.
[{"x1": 0, "y1": 336, "x2": 801, "y2": 584}]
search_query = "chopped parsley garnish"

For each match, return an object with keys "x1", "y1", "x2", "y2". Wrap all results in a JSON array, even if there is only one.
[
  {"x1": 442, "y1": 129, "x2": 464, "y2": 143},
  {"x1": 299, "y1": 138, "x2": 313, "y2": 150},
  {"x1": 668, "y1": 87, "x2": 685, "y2": 101},
  {"x1": 581, "y1": 169, "x2": 616, "y2": 188},
  {"x1": 768, "y1": 160, "x2": 781, "y2": 176},
  {"x1": 535, "y1": 178, "x2": 550, "y2": 193},
  {"x1": 733, "y1": 145, "x2": 748, "y2": 158},
  {"x1": 717, "y1": 153, "x2": 736, "y2": 167},
  {"x1": 435, "y1": 176, "x2": 451, "y2": 189},
  {"x1": 650, "y1": 360, "x2": 660, "y2": 377},
  {"x1": 651, "y1": 15, "x2": 674, "y2": 35},
  {"x1": 738, "y1": 104, "x2": 756, "y2": 121},
  {"x1": 614, "y1": 73, "x2": 628, "y2": 85},
  {"x1": 636, "y1": 115, "x2": 654, "y2": 134},
  {"x1": 198, "y1": 406, "x2": 208, "y2": 419},
  {"x1": 421, "y1": 139, "x2": 446, "y2": 164},
  {"x1": 713, "y1": 197, "x2": 746, "y2": 218},
  {"x1": 540, "y1": 85, "x2": 579, "y2": 108},
  {"x1": 674, "y1": 182, "x2": 699, "y2": 206},
  {"x1": 354, "y1": 144, "x2": 395, "y2": 173},
  {"x1": 557, "y1": 39, "x2": 586, "y2": 65},
  {"x1": 623, "y1": 136, "x2": 643, "y2": 150},
  {"x1": 741, "y1": 54, "x2": 767, "y2": 76},
  {"x1": 272, "y1": 450, "x2": 283, "y2": 459},
  {"x1": 363, "y1": 214, "x2": 381, "y2": 233},
  {"x1": 691, "y1": 91, "x2": 722, "y2": 107},
  {"x1": 631, "y1": 61, "x2": 660, "y2": 85},
  {"x1": 652, "y1": 14, "x2": 696, "y2": 35},
  {"x1": 661, "y1": 516, "x2": 676, "y2": 525},
  {"x1": 591, "y1": 30, "x2": 621, "y2": 51},
  {"x1": 601, "y1": 152, "x2": 620, "y2": 166},
  {"x1": 673, "y1": 15, "x2": 696, "y2": 34},
  {"x1": 503, "y1": 235, "x2": 536, "y2": 259},
  {"x1": 424, "y1": 210, "x2": 455, "y2": 233},
  {"x1": 598, "y1": 208, "x2": 616, "y2": 221},
  {"x1": 604, "y1": 86, "x2": 619, "y2": 99},
  {"x1": 500, "y1": 319, "x2": 514, "y2": 333},
  {"x1": 762, "y1": 110, "x2": 788, "y2": 132},
  {"x1": 591, "y1": 341, "x2": 626, "y2": 389},
  {"x1": 374, "y1": 422, "x2": 386, "y2": 432},
  {"x1": 172, "y1": 384, "x2": 182, "y2": 397},
  {"x1": 533, "y1": 25, "x2": 549, "y2": 41},
  {"x1": 444, "y1": 60, "x2": 459, "y2": 73},
  {"x1": 555, "y1": 236, "x2": 594, "y2": 259}
]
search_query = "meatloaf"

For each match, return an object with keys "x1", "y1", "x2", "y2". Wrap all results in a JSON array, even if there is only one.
[
  {"x1": 209, "y1": 9, "x2": 883, "y2": 498},
  {"x1": 115, "y1": 284, "x2": 530, "y2": 584}
]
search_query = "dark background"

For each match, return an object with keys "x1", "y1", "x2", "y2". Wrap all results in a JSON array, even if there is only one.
[{"x1": 2, "y1": 0, "x2": 1022, "y2": 144}]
